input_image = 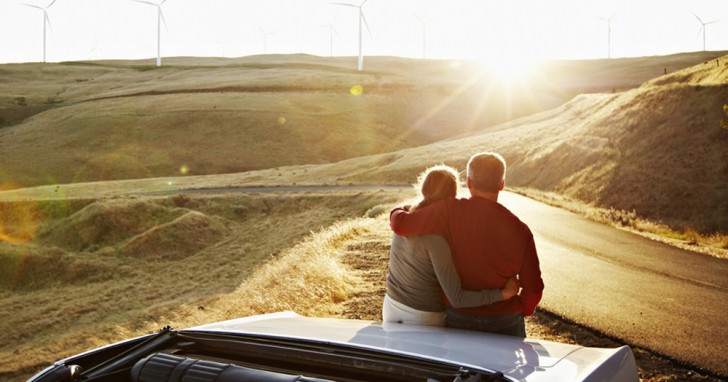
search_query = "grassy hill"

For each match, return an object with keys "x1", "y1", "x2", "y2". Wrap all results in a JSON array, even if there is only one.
[
  {"x1": 1, "y1": 52, "x2": 727, "y2": 380},
  {"x1": 0, "y1": 189, "x2": 413, "y2": 380},
  {"x1": 1, "y1": 52, "x2": 723, "y2": 188},
  {"x1": 8, "y1": 51, "x2": 728, "y2": 233}
]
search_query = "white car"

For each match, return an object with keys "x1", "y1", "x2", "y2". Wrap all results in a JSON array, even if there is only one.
[{"x1": 28, "y1": 311, "x2": 638, "y2": 382}]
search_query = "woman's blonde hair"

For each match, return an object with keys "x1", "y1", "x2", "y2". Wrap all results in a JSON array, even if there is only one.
[{"x1": 412, "y1": 165, "x2": 459, "y2": 211}]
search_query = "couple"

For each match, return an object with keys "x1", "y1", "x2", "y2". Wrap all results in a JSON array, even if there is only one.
[{"x1": 383, "y1": 152, "x2": 544, "y2": 337}]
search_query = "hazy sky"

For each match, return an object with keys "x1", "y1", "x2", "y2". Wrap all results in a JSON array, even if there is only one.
[{"x1": 1, "y1": 0, "x2": 726, "y2": 65}]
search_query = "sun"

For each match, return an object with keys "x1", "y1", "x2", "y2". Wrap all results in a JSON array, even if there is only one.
[{"x1": 480, "y1": 54, "x2": 539, "y2": 82}]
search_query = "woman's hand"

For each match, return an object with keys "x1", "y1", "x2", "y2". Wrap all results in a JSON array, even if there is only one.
[{"x1": 501, "y1": 277, "x2": 521, "y2": 300}]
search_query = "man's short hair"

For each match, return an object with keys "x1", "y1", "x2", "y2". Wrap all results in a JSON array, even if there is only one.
[{"x1": 467, "y1": 152, "x2": 506, "y2": 193}]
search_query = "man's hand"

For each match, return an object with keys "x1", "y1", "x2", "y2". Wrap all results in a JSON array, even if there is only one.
[{"x1": 501, "y1": 277, "x2": 521, "y2": 300}]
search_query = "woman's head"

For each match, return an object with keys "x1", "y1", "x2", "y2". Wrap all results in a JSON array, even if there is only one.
[{"x1": 412, "y1": 165, "x2": 459, "y2": 211}]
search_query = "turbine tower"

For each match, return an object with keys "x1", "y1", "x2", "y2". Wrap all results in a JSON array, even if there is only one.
[
  {"x1": 691, "y1": 11, "x2": 719, "y2": 52},
  {"x1": 24, "y1": 0, "x2": 57, "y2": 63},
  {"x1": 332, "y1": 0, "x2": 370, "y2": 71},
  {"x1": 132, "y1": 0, "x2": 168, "y2": 67}
]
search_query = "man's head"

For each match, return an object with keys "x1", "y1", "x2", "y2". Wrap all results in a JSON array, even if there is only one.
[{"x1": 466, "y1": 152, "x2": 506, "y2": 194}]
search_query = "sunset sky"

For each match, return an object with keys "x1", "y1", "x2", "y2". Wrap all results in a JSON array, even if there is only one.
[{"x1": 1, "y1": 0, "x2": 726, "y2": 65}]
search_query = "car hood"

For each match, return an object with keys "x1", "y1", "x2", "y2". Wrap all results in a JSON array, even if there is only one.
[{"x1": 187, "y1": 312, "x2": 637, "y2": 382}]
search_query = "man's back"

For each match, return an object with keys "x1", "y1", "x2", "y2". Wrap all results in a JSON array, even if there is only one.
[{"x1": 390, "y1": 196, "x2": 543, "y2": 317}]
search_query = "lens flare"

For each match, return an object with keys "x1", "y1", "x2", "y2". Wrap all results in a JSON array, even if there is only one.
[
  {"x1": 179, "y1": 165, "x2": 189, "y2": 175},
  {"x1": 350, "y1": 85, "x2": 363, "y2": 96},
  {"x1": 0, "y1": 201, "x2": 40, "y2": 244},
  {"x1": 278, "y1": 116, "x2": 286, "y2": 125}
]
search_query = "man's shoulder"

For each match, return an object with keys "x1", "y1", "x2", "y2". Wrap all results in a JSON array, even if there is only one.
[{"x1": 466, "y1": 197, "x2": 533, "y2": 232}]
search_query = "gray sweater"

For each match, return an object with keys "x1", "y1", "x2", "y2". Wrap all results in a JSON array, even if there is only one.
[{"x1": 386, "y1": 234, "x2": 503, "y2": 312}]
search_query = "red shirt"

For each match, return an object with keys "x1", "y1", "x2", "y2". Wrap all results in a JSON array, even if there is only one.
[{"x1": 390, "y1": 196, "x2": 543, "y2": 316}]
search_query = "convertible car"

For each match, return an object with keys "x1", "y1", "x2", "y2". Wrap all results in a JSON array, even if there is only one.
[{"x1": 27, "y1": 311, "x2": 639, "y2": 382}]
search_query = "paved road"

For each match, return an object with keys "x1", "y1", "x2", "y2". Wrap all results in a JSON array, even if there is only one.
[{"x1": 498, "y1": 192, "x2": 728, "y2": 376}]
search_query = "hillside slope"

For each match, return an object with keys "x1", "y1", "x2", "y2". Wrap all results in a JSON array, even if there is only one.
[
  {"x1": 301, "y1": 55, "x2": 728, "y2": 232},
  {"x1": 1, "y1": 52, "x2": 723, "y2": 188}
]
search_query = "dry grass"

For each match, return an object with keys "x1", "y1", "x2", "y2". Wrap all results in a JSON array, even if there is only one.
[
  {"x1": 1, "y1": 52, "x2": 724, "y2": 189},
  {"x1": 2, "y1": 52, "x2": 727, "y2": 237},
  {"x1": 1, "y1": 185, "x2": 724, "y2": 381},
  {"x1": 0, "y1": 189, "x2": 413, "y2": 381},
  {"x1": 1, "y1": 52, "x2": 728, "y2": 381},
  {"x1": 159, "y1": 218, "x2": 377, "y2": 329}
]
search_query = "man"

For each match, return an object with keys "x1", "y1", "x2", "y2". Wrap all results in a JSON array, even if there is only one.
[{"x1": 389, "y1": 152, "x2": 544, "y2": 337}]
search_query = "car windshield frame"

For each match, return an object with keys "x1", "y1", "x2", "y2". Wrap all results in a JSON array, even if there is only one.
[{"x1": 174, "y1": 329, "x2": 510, "y2": 382}]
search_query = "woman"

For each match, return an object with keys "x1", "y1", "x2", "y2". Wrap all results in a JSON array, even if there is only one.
[{"x1": 383, "y1": 165, "x2": 519, "y2": 326}]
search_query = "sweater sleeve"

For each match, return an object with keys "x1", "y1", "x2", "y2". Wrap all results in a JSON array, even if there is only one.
[
  {"x1": 518, "y1": 233, "x2": 544, "y2": 316},
  {"x1": 389, "y1": 201, "x2": 448, "y2": 237},
  {"x1": 426, "y1": 235, "x2": 504, "y2": 308}
]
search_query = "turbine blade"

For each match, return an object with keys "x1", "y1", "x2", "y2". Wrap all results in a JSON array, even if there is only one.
[
  {"x1": 361, "y1": 11, "x2": 371, "y2": 36},
  {"x1": 46, "y1": 0, "x2": 57, "y2": 9},
  {"x1": 160, "y1": 0, "x2": 168, "y2": 4},
  {"x1": 23, "y1": 3, "x2": 43, "y2": 10},
  {"x1": 691, "y1": 11, "x2": 703, "y2": 24},
  {"x1": 331, "y1": 2, "x2": 356, "y2": 8},
  {"x1": 360, "y1": 0, "x2": 368, "y2": 6},
  {"x1": 131, "y1": 0, "x2": 157, "y2": 6},
  {"x1": 160, "y1": 8, "x2": 168, "y2": 31},
  {"x1": 45, "y1": 11, "x2": 53, "y2": 32},
  {"x1": 705, "y1": 19, "x2": 721, "y2": 25}
]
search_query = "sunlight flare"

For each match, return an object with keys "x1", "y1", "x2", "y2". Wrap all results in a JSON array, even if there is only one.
[
  {"x1": 0, "y1": 201, "x2": 40, "y2": 244},
  {"x1": 480, "y1": 55, "x2": 539, "y2": 81},
  {"x1": 350, "y1": 85, "x2": 364, "y2": 96}
]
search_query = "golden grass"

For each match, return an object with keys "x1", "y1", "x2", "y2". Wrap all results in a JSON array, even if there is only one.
[
  {"x1": 2, "y1": 52, "x2": 725, "y2": 189},
  {"x1": 2, "y1": 52, "x2": 727, "y2": 236},
  {"x1": 1, "y1": 53, "x2": 727, "y2": 381},
  {"x1": 163, "y1": 218, "x2": 376, "y2": 329},
  {"x1": 0, "y1": 189, "x2": 414, "y2": 380}
]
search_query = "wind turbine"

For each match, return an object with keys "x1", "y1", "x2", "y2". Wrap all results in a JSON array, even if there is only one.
[
  {"x1": 691, "y1": 11, "x2": 720, "y2": 51},
  {"x1": 216, "y1": 38, "x2": 232, "y2": 57},
  {"x1": 414, "y1": 14, "x2": 430, "y2": 59},
  {"x1": 322, "y1": 18, "x2": 339, "y2": 57},
  {"x1": 88, "y1": 37, "x2": 106, "y2": 61},
  {"x1": 132, "y1": 0, "x2": 168, "y2": 67},
  {"x1": 597, "y1": 12, "x2": 617, "y2": 59},
  {"x1": 23, "y1": 0, "x2": 57, "y2": 63},
  {"x1": 332, "y1": 0, "x2": 371, "y2": 71},
  {"x1": 257, "y1": 26, "x2": 276, "y2": 55}
]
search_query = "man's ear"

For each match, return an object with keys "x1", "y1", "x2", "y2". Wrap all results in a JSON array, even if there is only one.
[
  {"x1": 499, "y1": 181, "x2": 505, "y2": 191},
  {"x1": 466, "y1": 177, "x2": 472, "y2": 189}
]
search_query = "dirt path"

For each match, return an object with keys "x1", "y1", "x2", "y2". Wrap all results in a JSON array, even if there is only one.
[{"x1": 335, "y1": 217, "x2": 726, "y2": 382}]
